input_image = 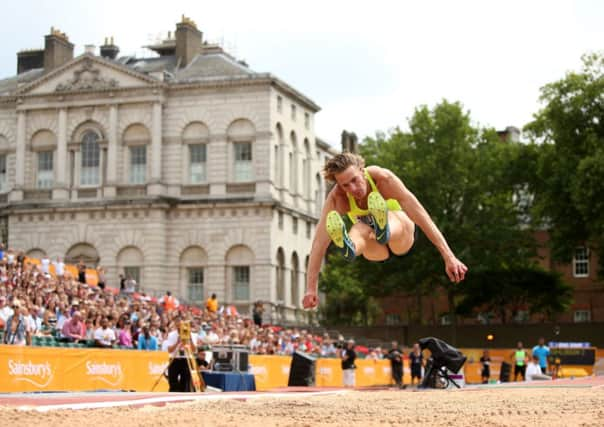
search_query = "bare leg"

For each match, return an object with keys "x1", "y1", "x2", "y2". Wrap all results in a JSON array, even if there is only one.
[
  {"x1": 387, "y1": 211, "x2": 415, "y2": 255},
  {"x1": 348, "y1": 222, "x2": 389, "y2": 262}
]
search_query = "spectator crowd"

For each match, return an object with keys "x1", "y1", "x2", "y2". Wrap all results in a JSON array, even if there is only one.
[{"x1": 0, "y1": 244, "x2": 388, "y2": 361}]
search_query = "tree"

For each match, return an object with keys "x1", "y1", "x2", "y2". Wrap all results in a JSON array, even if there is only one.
[
  {"x1": 320, "y1": 100, "x2": 546, "y2": 327},
  {"x1": 455, "y1": 268, "x2": 573, "y2": 323},
  {"x1": 524, "y1": 53, "x2": 604, "y2": 274}
]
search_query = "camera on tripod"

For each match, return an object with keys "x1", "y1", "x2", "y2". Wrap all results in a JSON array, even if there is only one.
[{"x1": 418, "y1": 337, "x2": 467, "y2": 389}]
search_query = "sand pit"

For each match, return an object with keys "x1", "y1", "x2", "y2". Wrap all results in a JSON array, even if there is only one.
[{"x1": 2, "y1": 387, "x2": 604, "y2": 427}]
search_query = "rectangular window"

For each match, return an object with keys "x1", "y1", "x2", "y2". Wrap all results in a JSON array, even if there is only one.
[
  {"x1": 187, "y1": 268, "x2": 204, "y2": 302},
  {"x1": 37, "y1": 151, "x2": 54, "y2": 189},
  {"x1": 573, "y1": 247, "x2": 589, "y2": 277},
  {"x1": 514, "y1": 310, "x2": 529, "y2": 323},
  {"x1": 234, "y1": 142, "x2": 253, "y2": 182},
  {"x1": 292, "y1": 217, "x2": 298, "y2": 234},
  {"x1": 291, "y1": 104, "x2": 296, "y2": 121},
  {"x1": 277, "y1": 95, "x2": 283, "y2": 113},
  {"x1": 124, "y1": 266, "x2": 140, "y2": 291},
  {"x1": 233, "y1": 266, "x2": 250, "y2": 301},
  {"x1": 189, "y1": 144, "x2": 207, "y2": 183},
  {"x1": 278, "y1": 211, "x2": 284, "y2": 230},
  {"x1": 129, "y1": 146, "x2": 146, "y2": 185},
  {"x1": 0, "y1": 154, "x2": 7, "y2": 192},
  {"x1": 306, "y1": 221, "x2": 311, "y2": 239},
  {"x1": 304, "y1": 112, "x2": 310, "y2": 129},
  {"x1": 385, "y1": 314, "x2": 401, "y2": 326},
  {"x1": 574, "y1": 310, "x2": 590, "y2": 323}
]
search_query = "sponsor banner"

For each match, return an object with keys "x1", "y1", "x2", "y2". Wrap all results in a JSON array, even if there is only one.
[
  {"x1": 315, "y1": 358, "x2": 342, "y2": 387},
  {"x1": 249, "y1": 355, "x2": 291, "y2": 390},
  {"x1": 0, "y1": 346, "x2": 169, "y2": 392}
]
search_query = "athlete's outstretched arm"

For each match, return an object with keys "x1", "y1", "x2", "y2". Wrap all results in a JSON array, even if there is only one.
[
  {"x1": 303, "y1": 194, "x2": 336, "y2": 309},
  {"x1": 370, "y1": 166, "x2": 468, "y2": 283}
]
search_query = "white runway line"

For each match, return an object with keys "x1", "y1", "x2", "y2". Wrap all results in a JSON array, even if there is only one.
[{"x1": 17, "y1": 390, "x2": 351, "y2": 412}]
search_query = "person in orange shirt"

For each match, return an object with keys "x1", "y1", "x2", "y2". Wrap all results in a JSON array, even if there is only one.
[
  {"x1": 205, "y1": 293, "x2": 218, "y2": 314},
  {"x1": 160, "y1": 291, "x2": 178, "y2": 313}
]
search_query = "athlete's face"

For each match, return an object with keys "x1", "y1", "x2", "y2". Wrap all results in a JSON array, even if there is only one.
[{"x1": 335, "y1": 166, "x2": 367, "y2": 199}]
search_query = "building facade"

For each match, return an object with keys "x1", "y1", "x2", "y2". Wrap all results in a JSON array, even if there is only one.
[{"x1": 0, "y1": 18, "x2": 336, "y2": 320}]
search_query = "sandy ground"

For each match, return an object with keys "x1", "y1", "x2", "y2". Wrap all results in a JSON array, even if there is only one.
[{"x1": 2, "y1": 388, "x2": 604, "y2": 427}]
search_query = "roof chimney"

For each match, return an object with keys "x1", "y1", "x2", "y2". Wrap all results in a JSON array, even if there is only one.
[
  {"x1": 17, "y1": 49, "x2": 44, "y2": 74},
  {"x1": 44, "y1": 27, "x2": 74, "y2": 72},
  {"x1": 100, "y1": 37, "x2": 120, "y2": 60},
  {"x1": 341, "y1": 130, "x2": 358, "y2": 153},
  {"x1": 175, "y1": 15, "x2": 202, "y2": 68}
]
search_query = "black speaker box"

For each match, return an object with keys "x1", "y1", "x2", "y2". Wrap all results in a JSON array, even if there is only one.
[
  {"x1": 499, "y1": 361, "x2": 511, "y2": 382},
  {"x1": 288, "y1": 351, "x2": 316, "y2": 386}
]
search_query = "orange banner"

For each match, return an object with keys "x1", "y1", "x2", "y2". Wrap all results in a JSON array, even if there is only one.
[
  {"x1": 249, "y1": 355, "x2": 291, "y2": 391},
  {"x1": 0, "y1": 345, "x2": 169, "y2": 392}
]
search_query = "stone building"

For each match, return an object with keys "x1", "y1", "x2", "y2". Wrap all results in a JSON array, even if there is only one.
[{"x1": 0, "y1": 17, "x2": 337, "y2": 320}]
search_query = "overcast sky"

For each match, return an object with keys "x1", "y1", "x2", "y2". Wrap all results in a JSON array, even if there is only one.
[{"x1": 1, "y1": 0, "x2": 602, "y2": 146}]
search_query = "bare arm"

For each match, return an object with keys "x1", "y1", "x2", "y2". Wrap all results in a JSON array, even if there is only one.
[
  {"x1": 303, "y1": 192, "x2": 338, "y2": 308},
  {"x1": 370, "y1": 166, "x2": 468, "y2": 282}
]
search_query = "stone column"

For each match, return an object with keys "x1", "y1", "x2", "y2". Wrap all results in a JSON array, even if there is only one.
[
  {"x1": 10, "y1": 111, "x2": 26, "y2": 201},
  {"x1": 53, "y1": 108, "x2": 69, "y2": 200},
  {"x1": 148, "y1": 102, "x2": 163, "y2": 195},
  {"x1": 104, "y1": 105, "x2": 118, "y2": 197}
]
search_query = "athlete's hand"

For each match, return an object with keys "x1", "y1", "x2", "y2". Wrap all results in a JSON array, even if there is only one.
[
  {"x1": 445, "y1": 256, "x2": 468, "y2": 283},
  {"x1": 303, "y1": 292, "x2": 319, "y2": 309}
]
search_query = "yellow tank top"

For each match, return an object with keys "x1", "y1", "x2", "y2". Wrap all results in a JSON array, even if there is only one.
[{"x1": 346, "y1": 169, "x2": 402, "y2": 224}]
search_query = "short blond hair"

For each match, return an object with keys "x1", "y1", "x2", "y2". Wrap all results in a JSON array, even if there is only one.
[{"x1": 322, "y1": 153, "x2": 365, "y2": 182}]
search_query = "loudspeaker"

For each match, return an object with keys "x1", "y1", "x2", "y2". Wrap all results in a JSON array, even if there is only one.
[
  {"x1": 499, "y1": 361, "x2": 511, "y2": 383},
  {"x1": 288, "y1": 351, "x2": 316, "y2": 386},
  {"x1": 211, "y1": 345, "x2": 249, "y2": 372}
]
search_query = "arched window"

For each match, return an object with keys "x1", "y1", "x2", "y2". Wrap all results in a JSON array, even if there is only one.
[
  {"x1": 31, "y1": 130, "x2": 57, "y2": 189},
  {"x1": 0, "y1": 134, "x2": 8, "y2": 192},
  {"x1": 65, "y1": 242, "x2": 100, "y2": 267},
  {"x1": 303, "y1": 139, "x2": 311, "y2": 199},
  {"x1": 81, "y1": 131, "x2": 100, "y2": 186},
  {"x1": 291, "y1": 252, "x2": 299, "y2": 307},
  {"x1": 274, "y1": 124, "x2": 284, "y2": 187},
  {"x1": 123, "y1": 124, "x2": 150, "y2": 185},
  {"x1": 315, "y1": 173, "x2": 324, "y2": 215},
  {"x1": 180, "y1": 246, "x2": 207, "y2": 302},
  {"x1": 117, "y1": 246, "x2": 144, "y2": 289},
  {"x1": 226, "y1": 245, "x2": 254, "y2": 301},
  {"x1": 182, "y1": 122, "x2": 209, "y2": 184},
  {"x1": 276, "y1": 248, "x2": 285, "y2": 302},
  {"x1": 289, "y1": 131, "x2": 298, "y2": 193},
  {"x1": 227, "y1": 119, "x2": 255, "y2": 182}
]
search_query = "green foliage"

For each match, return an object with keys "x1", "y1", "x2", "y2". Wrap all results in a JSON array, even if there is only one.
[
  {"x1": 319, "y1": 99, "x2": 562, "y2": 325},
  {"x1": 524, "y1": 53, "x2": 604, "y2": 273},
  {"x1": 455, "y1": 268, "x2": 573, "y2": 323}
]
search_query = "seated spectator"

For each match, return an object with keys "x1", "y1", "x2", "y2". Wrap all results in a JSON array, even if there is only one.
[
  {"x1": 4, "y1": 300, "x2": 31, "y2": 345},
  {"x1": 138, "y1": 325, "x2": 158, "y2": 350},
  {"x1": 94, "y1": 317, "x2": 116, "y2": 348},
  {"x1": 526, "y1": 355, "x2": 552, "y2": 381},
  {"x1": 60, "y1": 311, "x2": 85, "y2": 343},
  {"x1": 117, "y1": 318, "x2": 133, "y2": 347},
  {"x1": 196, "y1": 348, "x2": 210, "y2": 372}
]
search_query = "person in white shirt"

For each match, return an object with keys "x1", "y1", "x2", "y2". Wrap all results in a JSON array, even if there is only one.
[
  {"x1": 40, "y1": 256, "x2": 50, "y2": 274},
  {"x1": 525, "y1": 355, "x2": 552, "y2": 381},
  {"x1": 53, "y1": 257, "x2": 65, "y2": 278},
  {"x1": 94, "y1": 317, "x2": 116, "y2": 348},
  {"x1": 0, "y1": 296, "x2": 13, "y2": 325},
  {"x1": 164, "y1": 316, "x2": 196, "y2": 392}
]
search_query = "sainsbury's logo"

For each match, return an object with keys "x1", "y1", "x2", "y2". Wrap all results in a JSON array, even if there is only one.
[
  {"x1": 86, "y1": 361, "x2": 124, "y2": 386},
  {"x1": 148, "y1": 362, "x2": 168, "y2": 376},
  {"x1": 8, "y1": 360, "x2": 54, "y2": 388}
]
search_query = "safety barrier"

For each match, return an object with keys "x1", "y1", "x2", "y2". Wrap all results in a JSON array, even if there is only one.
[{"x1": 1, "y1": 345, "x2": 600, "y2": 392}]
